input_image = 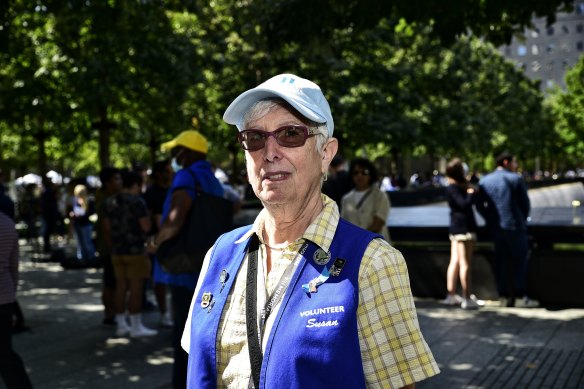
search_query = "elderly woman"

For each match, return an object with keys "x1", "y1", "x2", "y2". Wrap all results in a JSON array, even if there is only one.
[{"x1": 181, "y1": 74, "x2": 439, "y2": 388}]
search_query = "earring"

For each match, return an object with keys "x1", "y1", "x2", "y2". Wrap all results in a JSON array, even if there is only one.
[{"x1": 322, "y1": 171, "x2": 328, "y2": 182}]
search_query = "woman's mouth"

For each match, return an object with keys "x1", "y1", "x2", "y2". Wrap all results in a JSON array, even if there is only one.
[{"x1": 263, "y1": 172, "x2": 289, "y2": 181}]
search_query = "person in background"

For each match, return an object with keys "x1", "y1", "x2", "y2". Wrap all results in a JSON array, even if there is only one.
[
  {"x1": 476, "y1": 151, "x2": 538, "y2": 308},
  {"x1": 0, "y1": 169, "x2": 15, "y2": 220},
  {"x1": 0, "y1": 210, "x2": 33, "y2": 389},
  {"x1": 104, "y1": 170, "x2": 156, "y2": 337},
  {"x1": 70, "y1": 184, "x2": 96, "y2": 261},
  {"x1": 213, "y1": 165, "x2": 243, "y2": 214},
  {"x1": 147, "y1": 130, "x2": 224, "y2": 389},
  {"x1": 341, "y1": 157, "x2": 391, "y2": 242},
  {"x1": 0, "y1": 173, "x2": 29, "y2": 334},
  {"x1": 143, "y1": 159, "x2": 174, "y2": 327},
  {"x1": 321, "y1": 154, "x2": 352, "y2": 210},
  {"x1": 441, "y1": 158, "x2": 481, "y2": 310},
  {"x1": 19, "y1": 183, "x2": 41, "y2": 251},
  {"x1": 95, "y1": 167, "x2": 123, "y2": 325},
  {"x1": 132, "y1": 161, "x2": 149, "y2": 193},
  {"x1": 40, "y1": 179, "x2": 61, "y2": 254},
  {"x1": 182, "y1": 74, "x2": 438, "y2": 388}
]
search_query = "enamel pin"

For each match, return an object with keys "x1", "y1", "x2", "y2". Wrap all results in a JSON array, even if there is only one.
[
  {"x1": 302, "y1": 266, "x2": 331, "y2": 294},
  {"x1": 313, "y1": 248, "x2": 331, "y2": 266},
  {"x1": 330, "y1": 258, "x2": 347, "y2": 277},
  {"x1": 201, "y1": 292, "x2": 213, "y2": 309}
]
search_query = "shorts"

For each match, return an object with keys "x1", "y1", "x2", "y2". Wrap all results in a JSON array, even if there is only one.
[
  {"x1": 449, "y1": 232, "x2": 477, "y2": 242},
  {"x1": 112, "y1": 254, "x2": 152, "y2": 279}
]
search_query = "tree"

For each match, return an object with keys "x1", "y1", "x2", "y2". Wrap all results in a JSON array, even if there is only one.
[
  {"x1": 0, "y1": 0, "x2": 564, "y2": 178},
  {"x1": 0, "y1": 1, "x2": 199, "y2": 176},
  {"x1": 252, "y1": 0, "x2": 575, "y2": 47},
  {"x1": 0, "y1": 2, "x2": 74, "y2": 176},
  {"x1": 50, "y1": 0, "x2": 198, "y2": 169},
  {"x1": 546, "y1": 57, "x2": 584, "y2": 170}
]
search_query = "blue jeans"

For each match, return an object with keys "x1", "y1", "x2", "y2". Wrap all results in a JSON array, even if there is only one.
[
  {"x1": 74, "y1": 223, "x2": 95, "y2": 260},
  {"x1": 0, "y1": 303, "x2": 33, "y2": 389},
  {"x1": 492, "y1": 229, "x2": 530, "y2": 298}
]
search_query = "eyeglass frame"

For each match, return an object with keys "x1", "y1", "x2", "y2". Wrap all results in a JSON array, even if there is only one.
[{"x1": 237, "y1": 125, "x2": 320, "y2": 151}]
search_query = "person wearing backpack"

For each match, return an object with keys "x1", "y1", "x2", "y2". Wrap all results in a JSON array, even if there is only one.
[{"x1": 148, "y1": 130, "x2": 224, "y2": 389}]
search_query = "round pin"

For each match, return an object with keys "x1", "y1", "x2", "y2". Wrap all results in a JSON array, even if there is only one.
[{"x1": 313, "y1": 248, "x2": 331, "y2": 266}]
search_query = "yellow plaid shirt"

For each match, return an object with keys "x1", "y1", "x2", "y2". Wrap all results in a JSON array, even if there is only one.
[{"x1": 188, "y1": 195, "x2": 439, "y2": 388}]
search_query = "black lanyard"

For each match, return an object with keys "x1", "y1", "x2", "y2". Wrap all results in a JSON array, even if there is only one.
[
  {"x1": 246, "y1": 235, "x2": 308, "y2": 389},
  {"x1": 246, "y1": 235, "x2": 262, "y2": 389}
]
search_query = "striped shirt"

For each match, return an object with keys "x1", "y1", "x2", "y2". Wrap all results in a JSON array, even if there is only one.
[
  {"x1": 0, "y1": 211, "x2": 19, "y2": 305},
  {"x1": 183, "y1": 195, "x2": 439, "y2": 388}
]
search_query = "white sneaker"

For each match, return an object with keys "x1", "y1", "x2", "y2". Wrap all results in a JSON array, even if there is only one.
[
  {"x1": 116, "y1": 326, "x2": 130, "y2": 337},
  {"x1": 129, "y1": 314, "x2": 158, "y2": 337},
  {"x1": 160, "y1": 312, "x2": 173, "y2": 328},
  {"x1": 440, "y1": 294, "x2": 463, "y2": 306},
  {"x1": 470, "y1": 294, "x2": 486, "y2": 307},
  {"x1": 115, "y1": 314, "x2": 130, "y2": 337},
  {"x1": 461, "y1": 298, "x2": 480, "y2": 310},
  {"x1": 130, "y1": 325, "x2": 158, "y2": 338}
]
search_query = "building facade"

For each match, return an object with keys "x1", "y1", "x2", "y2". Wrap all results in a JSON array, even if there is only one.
[{"x1": 500, "y1": 1, "x2": 584, "y2": 91}]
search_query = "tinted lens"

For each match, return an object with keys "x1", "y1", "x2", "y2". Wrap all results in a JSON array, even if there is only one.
[
  {"x1": 274, "y1": 126, "x2": 307, "y2": 147},
  {"x1": 238, "y1": 125, "x2": 310, "y2": 151},
  {"x1": 240, "y1": 131, "x2": 266, "y2": 151}
]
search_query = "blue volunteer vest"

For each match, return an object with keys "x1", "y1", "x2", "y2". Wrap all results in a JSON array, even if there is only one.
[{"x1": 187, "y1": 219, "x2": 379, "y2": 389}]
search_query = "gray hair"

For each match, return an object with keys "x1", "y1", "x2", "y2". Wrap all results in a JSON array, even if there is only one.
[{"x1": 242, "y1": 99, "x2": 329, "y2": 154}]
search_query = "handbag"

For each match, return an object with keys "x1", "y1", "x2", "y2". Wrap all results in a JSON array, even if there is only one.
[{"x1": 156, "y1": 171, "x2": 234, "y2": 274}]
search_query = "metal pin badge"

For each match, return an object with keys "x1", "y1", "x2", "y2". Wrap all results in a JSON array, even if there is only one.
[
  {"x1": 313, "y1": 248, "x2": 331, "y2": 266},
  {"x1": 330, "y1": 258, "x2": 347, "y2": 277},
  {"x1": 201, "y1": 292, "x2": 213, "y2": 309},
  {"x1": 219, "y1": 269, "x2": 229, "y2": 293}
]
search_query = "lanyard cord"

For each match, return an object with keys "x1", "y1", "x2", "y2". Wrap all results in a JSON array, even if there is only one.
[
  {"x1": 246, "y1": 235, "x2": 261, "y2": 389},
  {"x1": 246, "y1": 235, "x2": 308, "y2": 389}
]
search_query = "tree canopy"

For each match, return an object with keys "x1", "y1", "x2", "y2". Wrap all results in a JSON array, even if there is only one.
[{"x1": 0, "y1": 0, "x2": 579, "y2": 181}]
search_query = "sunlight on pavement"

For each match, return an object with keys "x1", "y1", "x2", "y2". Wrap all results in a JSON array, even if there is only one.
[
  {"x1": 449, "y1": 363, "x2": 473, "y2": 370},
  {"x1": 20, "y1": 288, "x2": 70, "y2": 296},
  {"x1": 147, "y1": 355, "x2": 174, "y2": 366},
  {"x1": 105, "y1": 338, "x2": 131, "y2": 347},
  {"x1": 65, "y1": 303, "x2": 102, "y2": 312}
]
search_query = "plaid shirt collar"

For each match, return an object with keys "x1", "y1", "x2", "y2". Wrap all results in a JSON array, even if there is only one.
[{"x1": 235, "y1": 194, "x2": 339, "y2": 253}]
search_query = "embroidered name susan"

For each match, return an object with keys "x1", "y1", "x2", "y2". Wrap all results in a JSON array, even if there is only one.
[
  {"x1": 306, "y1": 318, "x2": 339, "y2": 328},
  {"x1": 300, "y1": 305, "x2": 344, "y2": 328}
]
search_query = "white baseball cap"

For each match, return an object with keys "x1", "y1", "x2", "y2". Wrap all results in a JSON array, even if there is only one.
[{"x1": 223, "y1": 74, "x2": 334, "y2": 136}]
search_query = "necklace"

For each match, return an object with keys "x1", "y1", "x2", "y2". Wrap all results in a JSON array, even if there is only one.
[{"x1": 263, "y1": 241, "x2": 288, "y2": 251}]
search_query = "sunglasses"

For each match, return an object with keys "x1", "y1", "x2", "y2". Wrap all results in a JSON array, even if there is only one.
[
  {"x1": 352, "y1": 169, "x2": 370, "y2": 176},
  {"x1": 237, "y1": 125, "x2": 319, "y2": 151}
]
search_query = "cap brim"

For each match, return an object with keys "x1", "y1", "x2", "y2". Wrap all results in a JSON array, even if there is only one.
[
  {"x1": 223, "y1": 88, "x2": 326, "y2": 131},
  {"x1": 160, "y1": 139, "x2": 178, "y2": 152}
]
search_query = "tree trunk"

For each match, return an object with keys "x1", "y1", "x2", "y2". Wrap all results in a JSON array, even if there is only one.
[{"x1": 93, "y1": 104, "x2": 114, "y2": 170}]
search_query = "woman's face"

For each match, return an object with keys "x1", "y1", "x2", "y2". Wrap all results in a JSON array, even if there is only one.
[
  {"x1": 351, "y1": 165, "x2": 371, "y2": 191},
  {"x1": 244, "y1": 106, "x2": 336, "y2": 207}
]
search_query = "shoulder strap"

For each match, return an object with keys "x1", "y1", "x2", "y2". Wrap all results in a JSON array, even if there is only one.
[{"x1": 356, "y1": 189, "x2": 372, "y2": 210}]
